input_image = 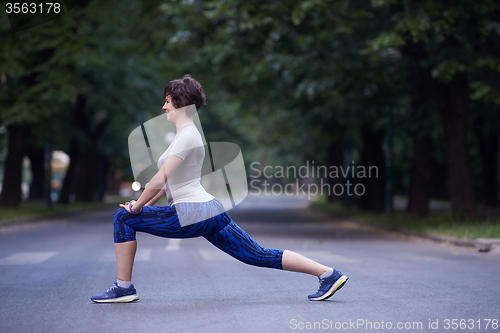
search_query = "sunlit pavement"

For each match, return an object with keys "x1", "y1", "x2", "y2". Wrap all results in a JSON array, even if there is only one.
[{"x1": 0, "y1": 195, "x2": 499, "y2": 333}]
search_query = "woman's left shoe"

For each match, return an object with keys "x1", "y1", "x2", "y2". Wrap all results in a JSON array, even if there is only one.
[
  {"x1": 308, "y1": 269, "x2": 348, "y2": 301},
  {"x1": 91, "y1": 282, "x2": 139, "y2": 303}
]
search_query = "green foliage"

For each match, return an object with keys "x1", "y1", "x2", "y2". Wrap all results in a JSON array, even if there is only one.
[
  {"x1": 0, "y1": 0, "x2": 177, "y2": 166},
  {"x1": 0, "y1": 0, "x2": 499, "y2": 211},
  {"x1": 364, "y1": 0, "x2": 500, "y2": 87}
]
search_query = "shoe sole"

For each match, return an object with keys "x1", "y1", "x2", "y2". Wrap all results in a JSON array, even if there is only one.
[
  {"x1": 308, "y1": 275, "x2": 348, "y2": 301},
  {"x1": 91, "y1": 295, "x2": 139, "y2": 303}
]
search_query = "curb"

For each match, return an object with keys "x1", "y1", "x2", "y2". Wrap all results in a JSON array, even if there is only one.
[
  {"x1": 308, "y1": 207, "x2": 498, "y2": 253},
  {"x1": 475, "y1": 238, "x2": 500, "y2": 252}
]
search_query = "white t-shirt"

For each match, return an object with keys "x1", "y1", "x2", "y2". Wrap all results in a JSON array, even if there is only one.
[{"x1": 157, "y1": 124, "x2": 214, "y2": 205}]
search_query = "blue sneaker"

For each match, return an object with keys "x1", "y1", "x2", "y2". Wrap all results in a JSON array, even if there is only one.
[
  {"x1": 91, "y1": 282, "x2": 139, "y2": 303},
  {"x1": 308, "y1": 269, "x2": 348, "y2": 301}
]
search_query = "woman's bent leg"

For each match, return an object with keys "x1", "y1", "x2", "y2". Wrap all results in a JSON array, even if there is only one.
[
  {"x1": 112, "y1": 206, "x2": 180, "y2": 283},
  {"x1": 115, "y1": 240, "x2": 137, "y2": 282},
  {"x1": 112, "y1": 205, "x2": 219, "y2": 281}
]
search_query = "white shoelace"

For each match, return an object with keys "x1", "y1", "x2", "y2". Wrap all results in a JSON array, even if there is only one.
[{"x1": 106, "y1": 285, "x2": 119, "y2": 293}]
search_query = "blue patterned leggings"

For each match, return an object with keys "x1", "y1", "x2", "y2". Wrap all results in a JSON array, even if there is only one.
[{"x1": 113, "y1": 199, "x2": 284, "y2": 270}]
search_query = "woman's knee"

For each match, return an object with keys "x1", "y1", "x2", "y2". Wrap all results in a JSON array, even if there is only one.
[
  {"x1": 113, "y1": 207, "x2": 137, "y2": 243},
  {"x1": 114, "y1": 207, "x2": 132, "y2": 231},
  {"x1": 114, "y1": 207, "x2": 128, "y2": 224}
]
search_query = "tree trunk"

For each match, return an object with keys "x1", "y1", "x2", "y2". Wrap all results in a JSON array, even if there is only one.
[
  {"x1": 357, "y1": 124, "x2": 386, "y2": 213},
  {"x1": 58, "y1": 94, "x2": 109, "y2": 203},
  {"x1": 65, "y1": 94, "x2": 110, "y2": 203},
  {"x1": 434, "y1": 73, "x2": 477, "y2": 219},
  {"x1": 74, "y1": 146, "x2": 98, "y2": 202},
  {"x1": 475, "y1": 112, "x2": 499, "y2": 207},
  {"x1": 27, "y1": 146, "x2": 45, "y2": 200},
  {"x1": 0, "y1": 123, "x2": 32, "y2": 207},
  {"x1": 403, "y1": 41, "x2": 434, "y2": 217},
  {"x1": 429, "y1": 158, "x2": 448, "y2": 200},
  {"x1": 58, "y1": 94, "x2": 88, "y2": 204},
  {"x1": 406, "y1": 124, "x2": 433, "y2": 217},
  {"x1": 106, "y1": 165, "x2": 122, "y2": 197},
  {"x1": 96, "y1": 154, "x2": 108, "y2": 202}
]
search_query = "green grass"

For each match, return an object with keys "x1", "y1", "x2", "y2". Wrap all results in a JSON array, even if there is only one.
[
  {"x1": 0, "y1": 197, "x2": 125, "y2": 224},
  {"x1": 312, "y1": 199, "x2": 500, "y2": 240}
]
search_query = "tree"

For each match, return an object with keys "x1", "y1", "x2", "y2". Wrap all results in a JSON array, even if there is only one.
[
  {"x1": 365, "y1": 0, "x2": 500, "y2": 219},
  {"x1": 1, "y1": 0, "x2": 190, "y2": 205}
]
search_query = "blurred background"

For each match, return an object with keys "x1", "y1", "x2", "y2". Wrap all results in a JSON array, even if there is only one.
[{"x1": 0, "y1": 0, "x2": 499, "y2": 238}]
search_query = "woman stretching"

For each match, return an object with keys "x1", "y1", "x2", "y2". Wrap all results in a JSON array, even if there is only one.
[{"x1": 91, "y1": 75, "x2": 348, "y2": 303}]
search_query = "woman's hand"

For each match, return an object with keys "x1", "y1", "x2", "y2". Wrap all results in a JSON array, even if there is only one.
[
  {"x1": 119, "y1": 200, "x2": 142, "y2": 214},
  {"x1": 122, "y1": 156, "x2": 181, "y2": 211}
]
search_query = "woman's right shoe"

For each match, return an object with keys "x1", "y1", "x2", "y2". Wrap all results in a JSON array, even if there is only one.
[
  {"x1": 91, "y1": 282, "x2": 139, "y2": 303},
  {"x1": 308, "y1": 269, "x2": 348, "y2": 301}
]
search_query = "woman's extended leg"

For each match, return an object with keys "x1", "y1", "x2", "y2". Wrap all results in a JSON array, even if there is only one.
[
  {"x1": 281, "y1": 250, "x2": 329, "y2": 277},
  {"x1": 203, "y1": 215, "x2": 348, "y2": 301},
  {"x1": 203, "y1": 218, "x2": 284, "y2": 269},
  {"x1": 203, "y1": 217, "x2": 328, "y2": 276}
]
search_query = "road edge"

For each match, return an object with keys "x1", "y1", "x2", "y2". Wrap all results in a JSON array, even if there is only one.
[
  {"x1": 307, "y1": 206, "x2": 500, "y2": 252},
  {"x1": 0, "y1": 205, "x2": 118, "y2": 232}
]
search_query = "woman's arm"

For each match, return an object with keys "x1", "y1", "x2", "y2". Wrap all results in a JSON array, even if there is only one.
[
  {"x1": 145, "y1": 188, "x2": 166, "y2": 206},
  {"x1": 120, "y1": 155, "x2": 184, "y2": 213}
]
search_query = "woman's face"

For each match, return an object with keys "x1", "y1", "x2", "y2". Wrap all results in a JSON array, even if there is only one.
[{"x1": 162, "y1": 95, "x2": 180, "y2": 122}]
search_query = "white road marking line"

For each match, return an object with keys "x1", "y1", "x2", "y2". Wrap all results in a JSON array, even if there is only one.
[
  {"x1": 298, "y1": 251, "x2": 360, "y2": 263},
  {"x1": 0, "y1": 251, "x2": 58, "y2": 265},
  {"x1": 165, "y1": 239, "x2": 181, "y2": 251},
  {"x1": 199, "y1": 250, "x2": 233, "y2": 261}
]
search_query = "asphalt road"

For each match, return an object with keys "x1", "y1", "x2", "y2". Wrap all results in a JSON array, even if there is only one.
[{"x1": 0, "y1": 195, "x2": 499, "y2": 333}]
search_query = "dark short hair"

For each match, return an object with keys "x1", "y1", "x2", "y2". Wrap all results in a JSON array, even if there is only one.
[{"x1": 164, "y1": 74, "x2": 207, "y2": 116}]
